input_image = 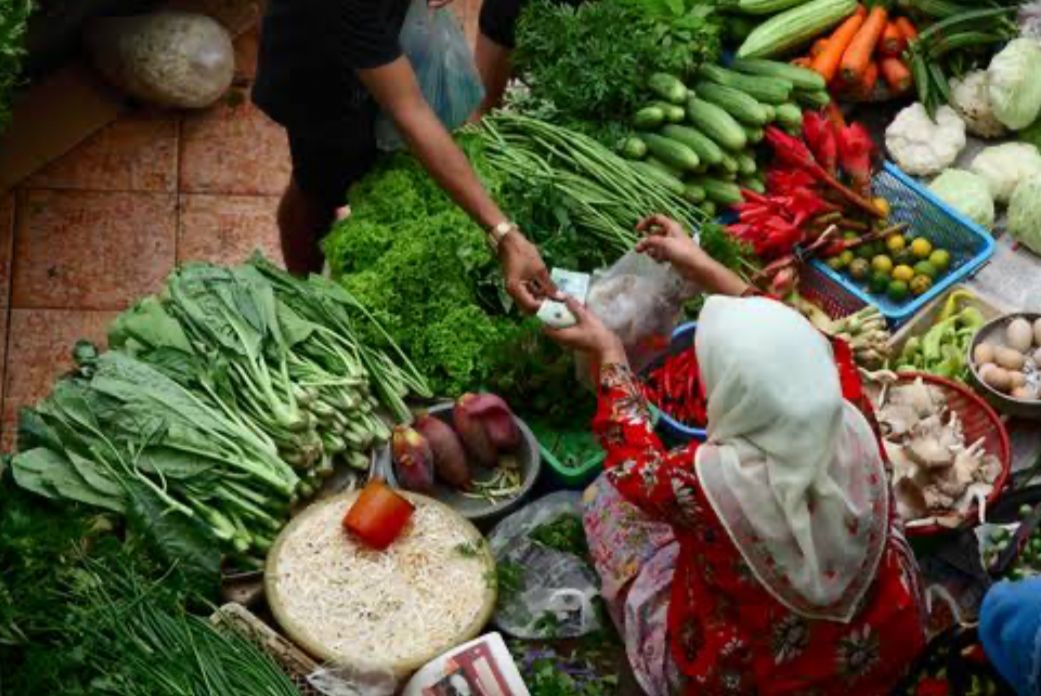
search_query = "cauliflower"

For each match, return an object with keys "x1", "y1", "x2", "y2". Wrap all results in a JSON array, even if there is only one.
[
  {"x1": 949, "y1": 70, "x2": 1007, "y2": 139},
  {"x1": 928, "y1": 169, "x2": 995, "y2": 230},
  {"x1": 970, "y1": 142, "x2": 1041, "y2": 203},
  {"x1": 885, "y1": 104, "x2": 967, "y2": 177}
]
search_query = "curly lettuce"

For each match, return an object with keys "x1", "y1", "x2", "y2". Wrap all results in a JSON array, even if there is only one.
[{"x1": 0, "y1": 0, "x2": 33, "y2": 133}]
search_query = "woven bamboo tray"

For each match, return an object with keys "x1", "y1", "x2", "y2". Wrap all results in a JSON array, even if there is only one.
[{"x1": 210, "y1": 602, "x2": 320, "y2": 696}]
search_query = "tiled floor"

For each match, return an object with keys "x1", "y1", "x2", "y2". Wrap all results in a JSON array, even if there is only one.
[{"x1": 0, "y1": 5, "x2": 483, "y2": 450}]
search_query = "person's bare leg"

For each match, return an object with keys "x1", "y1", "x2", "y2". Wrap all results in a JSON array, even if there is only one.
[
  {"x1": 471, "y1": 33, "x2": 512, "y2": 119},
  {"x1": 277, "y1": 177, "x2": 331, "y2": 275}
]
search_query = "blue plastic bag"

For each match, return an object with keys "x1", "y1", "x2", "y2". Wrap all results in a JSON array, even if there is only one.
[{"x1": 376, "y1": 0, "x2": 485, "y2": 150}]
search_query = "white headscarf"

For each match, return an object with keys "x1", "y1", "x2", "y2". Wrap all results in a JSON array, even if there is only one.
[{"x1": 693, "y1": 296, "x2": 889, "y2": 622}]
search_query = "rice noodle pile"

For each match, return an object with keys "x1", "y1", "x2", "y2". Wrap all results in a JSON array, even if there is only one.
[{"x1": 269, "y1": 498, "x2": 490, "y2": 670}]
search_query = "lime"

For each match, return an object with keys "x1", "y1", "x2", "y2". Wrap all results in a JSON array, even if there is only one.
[
  {"x1": 849, "y1": 258, "x2": 871, "y2": 280},
  {"x1": 855, "y1": 243, "x2": 874, "y2": 260},
  {"x1": 843, "y1": 230, "x2": 860, "y2": 241},
  {"x1": 910, "y1": 237, "x2": 933, "y2": 259},
  {"x1": 892, "y1": 264, "x2": 915, "y2": 282},
  {"x1": 887, "y1": 280, "x2": 909, "y2": 302},
  {"x1": 929, "y1": 249, "x2": 951, "y2": 272},
  {"x1": 910, "y1": 275, "x2": 933, "y2": 296},
  {"x1": 839, "y1": 250, "x2": 855, "y2": 267},
  {"x1": 871, "y1": 255, "x2": 894, "y2": 275},
  {"x1": 826, "y1": 256, "x2": 845, "y2": 271},
  {"x1": 869, "y1": 241, "x2": 886, "y2": 257},
  {"x1": 913, "y1": 260, "x2": 937, "y2": 279},
  {"x1": 886, "y1": 234, "x2": 906, "y2": 253},
  {"x1": 869, "y1": 272, "x2": 890, "y2": 294}
]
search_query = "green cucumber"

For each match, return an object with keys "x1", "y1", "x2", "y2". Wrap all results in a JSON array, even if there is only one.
[
  {"x1": 697, "y1": 64, "x2": 792, "y2": 104},
  {"x1": 686, "y1": 97, "x2": 748, "y2": 151},
  {"x1": 718, "y1": 153, "x2": 739, "y2": 175},
  {"x1": 730, "y1": 58, "x2": 827, "y2": 91},
  {"x1": 691, "y1": 177, "x2": 745, "y2": 206},
  {"x1": 649, "y1": 101, "x2": 686, "y2": 123},
  {"x1": 736, "y1": 152, "x2": 758, "y2": 176},
  {"x1": 744, "y1": 125, "x2": 764, "y2": 143},
  {"x1": 694, "y1": 81, "x2": 769, "y2": 126},
  {"x1": 775, "y1": 103, "x2": 804, "y2": 130},
  {"x1": 633, "y1": 106, "x2": 665, "y2": 130},
  {"x1": 794, "y1": 88, "x2": 832, "y2": 109},
  {"x1": 643, "y1": 133, "x2": 701, "y2": 172},
  {"x1": 701, "y1": 200, "x2": 718, "y2": 217},
  {"x1": 647, "y1": 73, "x2": 688, "y2": 104},
  {"x1": 660, "y1": 125, "x2": 724, "y2": 166},
  {"x1": 621, "y1": 136, "x2": 648, "y2": 160},
  {"x1": 682, "y1": 184, "x2": 707, "y2": 204},
  {"x1": 740, "y1": 177, "x2": 766, "y2": 194}
]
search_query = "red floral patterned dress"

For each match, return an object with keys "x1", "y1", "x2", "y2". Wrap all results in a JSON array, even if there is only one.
[{"x1": 594, "y1": 339, "x2": 927, "y2": 696}]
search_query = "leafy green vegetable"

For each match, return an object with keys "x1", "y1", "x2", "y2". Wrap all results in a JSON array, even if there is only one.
[
  {"x1": 530, "y1": 513, "x2": 589, "y2": 558},
  {"x1": 323, "y1": 136, "x2": 596, "y2": 423},
  {"x1": 0, "y1": 0, "x2": 32, "y2": 133},
  {"x1": 514, "y1": 0, "x2": 721, "y2": 125}
]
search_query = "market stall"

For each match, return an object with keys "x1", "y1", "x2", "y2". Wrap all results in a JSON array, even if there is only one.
[{"x1": 3, "y1": 0, "x2": 1041, "y2": 694}]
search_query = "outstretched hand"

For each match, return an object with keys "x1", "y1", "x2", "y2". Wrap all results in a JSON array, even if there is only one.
[
  {"x1": 500, "y1": 233, "x2": 556, "y2": 314},
  {"x1": 543, "y1": 297, "x2": 627, "y2": 364},
  {"x1": 635, "y1": 214, "x2": 707, "y2": 270}
]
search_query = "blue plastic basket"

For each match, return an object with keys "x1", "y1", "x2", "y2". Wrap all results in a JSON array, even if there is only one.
[
  {"x1": 643, "y1": 322, "x2": 708, "y2": 445},
  {"x1": 808, "y1": 161, "x2": 996, "y2": 326}
]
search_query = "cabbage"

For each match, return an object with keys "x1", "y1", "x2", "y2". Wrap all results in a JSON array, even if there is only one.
[
  {"x1": 969, "y1": 142, "x2": 1041, "y2": 203},
  {"x1": 987, "y1": 39, "x2": 1041, "y2": 130},
  {"x1": 1008, "y1": 174, "x2": 1041, "y2": 255},
  {"x1": 928, "y1": 169, "x2": 995, "y2": 230}
]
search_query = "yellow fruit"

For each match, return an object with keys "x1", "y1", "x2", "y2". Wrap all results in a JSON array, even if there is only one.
[
  {"x1": 871, "y1": 255, "x2": 893, "y2": 275},
  {"x1": 929, "y1": 249, "x2": 951, "y2": 272},
  {"x1": 886, "y1": 234, "x2": 906, "y2": 253},
  {"x1": 839, "y1": 250, "x2": 855, "y2": 267},
  {"x1": 892, "y1": 264, "x2": 915, "y2": 282},
  {"x1": 913, "y1": 260, "x2": 937, "y2": 279},
  {"x1": 910, "y1": 237, "x2": 933, "y2": 259},
  {"x1": 872, "y1": 197, "x2": 891, "y2": 217},
  {"x1": 910, "y1": 275, "x2": 933, "y2": 296}
]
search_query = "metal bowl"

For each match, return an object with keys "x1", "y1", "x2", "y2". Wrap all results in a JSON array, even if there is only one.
[
  {"x1": 374, "y1": 402, "x2": 541, "y2": 522},
  {"x1": 966, "y1": 312, "x2": 1041, "y2": 420}
]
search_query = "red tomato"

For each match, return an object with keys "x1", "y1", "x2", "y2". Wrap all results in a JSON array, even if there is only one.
[{"x1": 343, "y1": 479, "x2": 414, "y2": 550}]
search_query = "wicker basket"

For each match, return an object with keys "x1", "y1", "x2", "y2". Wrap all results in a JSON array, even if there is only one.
[
  {"x1": 210, "y1": 603, "x2": 320, "y2": 696},
  {"x1": 887, "y1": 371, "x2": 1012, "y2": 536}
]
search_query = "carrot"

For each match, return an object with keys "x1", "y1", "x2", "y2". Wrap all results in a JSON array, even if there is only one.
[
  {"x1": 811, "y1": 37, "x2": 830, "y2": 58},
  {"x1": 840, "y1": 6, "x2": 888, "y2": 85},
  {"x1": 895, "y1": 16, "x2": 917, "y2": 42},
  {"x1": 810, "y1": 7, "x2": 867, "y2": 84},
  {"x1": 879, "y1": 20, "x2": 906, "y2": 58},
  {"x1": 858, "y1": 60, "x2": 880, "y2": 98},
  {"x1": 791, "y1": 56, "x2": 814, "y2": 68},
  {"x1": 880, "y1": 56, "x2": 912, "y2": 94}
]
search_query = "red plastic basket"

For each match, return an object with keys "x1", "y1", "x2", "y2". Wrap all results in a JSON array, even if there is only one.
[{"x1": 890, "y1": 372, "x2": 1011, "y2": 537}]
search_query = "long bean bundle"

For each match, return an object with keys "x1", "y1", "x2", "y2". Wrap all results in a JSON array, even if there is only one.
[{"x1": 478, "y1": 112, "x2": 711, "y2": 256}]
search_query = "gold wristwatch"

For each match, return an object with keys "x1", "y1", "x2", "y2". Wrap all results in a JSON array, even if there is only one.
[{"x1": 487, "y1": 221, "x2": 517, "y2": 251}]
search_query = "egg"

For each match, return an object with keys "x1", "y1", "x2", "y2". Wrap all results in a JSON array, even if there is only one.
[
  {"x1": 995, "y1": 346, "x2": 1026, "y2": 371},
  {"x1": 1007, "y1": 318, "x2": 1034, "y2": 353},
  {"x1": 1011, "y1": 386, "x2": 1037, "y2": 401},
  {"x1": 1034, "y1": 317, "x2": 1041, "y2": 347},
  {"x1": 980, "y1": 364, "x2": 1013, "y2": 392},
  {"x1": 1010, "y1": 371, "x2": 1027, "y2": 389},
  {"x1": 974, "y1": 342, "x2": 996, "y2": 365}
]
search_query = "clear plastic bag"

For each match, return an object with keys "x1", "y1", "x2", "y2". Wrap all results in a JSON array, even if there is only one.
[
  {"x1": 376, "y1": 0, "x2": 485, "y2": 151},
  {"x1": 580, "y1": 251, "x2": 700, "y2": 380},
  {"x1": 488, "y1": 492, "x2": 602, "y2": 639},
  {"x1": 306, "y1": 663, "x2": 397, "y2": 696}
]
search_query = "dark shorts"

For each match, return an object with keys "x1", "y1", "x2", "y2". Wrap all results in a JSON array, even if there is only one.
[{"x1": 286, "y1": 110, "x2": 379, "y2": 213}]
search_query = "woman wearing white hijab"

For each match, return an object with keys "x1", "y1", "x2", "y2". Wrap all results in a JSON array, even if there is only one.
[{"x1": 547, "y1": 215, "x2": 926, "y2": 696}]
